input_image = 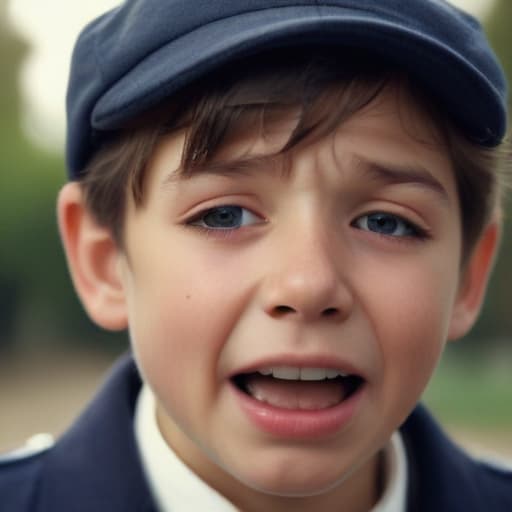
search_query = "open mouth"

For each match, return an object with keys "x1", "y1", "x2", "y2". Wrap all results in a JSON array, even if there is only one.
[{"x1": 232, "y1": 367, "x2": 365, "y2": 411}]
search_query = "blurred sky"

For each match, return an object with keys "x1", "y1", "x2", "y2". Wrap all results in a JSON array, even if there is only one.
[{"x1": 8, "y1": 0, "x2": 496, "y2": 152}]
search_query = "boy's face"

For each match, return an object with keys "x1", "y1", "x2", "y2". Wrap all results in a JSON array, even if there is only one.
[{"x1": 117, "y1": 85, "x2": 465, "y2": 503}]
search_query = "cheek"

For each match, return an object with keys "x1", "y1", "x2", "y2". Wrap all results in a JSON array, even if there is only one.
[
  {"x1": 360, "y1": 255, "x2": 460, "y2": 404},
  {"x1": 124, "y1": 242, "x2": 249, "y2": 414}
]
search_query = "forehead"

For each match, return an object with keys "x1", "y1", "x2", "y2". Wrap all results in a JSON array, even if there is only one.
[{"x1": 146, "y1": 81, "x2": 454, "y2": 203}]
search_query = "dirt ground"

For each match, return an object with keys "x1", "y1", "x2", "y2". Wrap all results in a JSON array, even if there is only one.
[
  {"x1": 1, "y1": 348, "x2": 511, "y2": 462},
  {"x1": 0, "y1": 348, "x2": 116, "y2": 452}
]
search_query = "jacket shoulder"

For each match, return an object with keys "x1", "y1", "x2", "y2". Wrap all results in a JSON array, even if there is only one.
[
  {"x1": 475, "y1": 454, "x2": 512, "y2": 508},
  {"x1": 0, "y1": 434, "x2": 54, "y2": 511},
  {"x1": 401, "y1": 405, "x2": 512, "y2": 511}
]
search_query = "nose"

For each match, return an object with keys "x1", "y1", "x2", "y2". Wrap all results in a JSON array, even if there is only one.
[{"x1": 259, "y1": 229, "x2": 354, "y2": 323}]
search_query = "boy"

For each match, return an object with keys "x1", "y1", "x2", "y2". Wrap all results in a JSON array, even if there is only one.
[{"x1": 1, "y1": 0, "x2": 511, "y2": 510}]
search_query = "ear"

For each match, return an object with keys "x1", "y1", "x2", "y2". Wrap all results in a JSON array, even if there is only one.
[
  {"x1": 57, "y1": 182, "x2": 128, "y2": 331},
  {"x1": 448, "y1": 219, "x2": 500, "y2": 341}
]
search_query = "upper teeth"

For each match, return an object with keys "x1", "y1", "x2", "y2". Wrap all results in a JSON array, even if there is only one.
[{"x1": 258, "y1": 367, "x2": 348, "y2": 381}]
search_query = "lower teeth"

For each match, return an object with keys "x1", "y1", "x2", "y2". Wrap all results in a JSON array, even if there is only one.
[
  {"x1": 249, "y1": 389, "x2": 343, "y2": 410},
  {"x1": 243, "y1": 376, "x2": 348, "y2": 410}
]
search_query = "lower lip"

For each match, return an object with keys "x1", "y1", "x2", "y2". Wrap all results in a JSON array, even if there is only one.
[{"x1": 231, "y1": 381, "x2": 364, "y2": 439}]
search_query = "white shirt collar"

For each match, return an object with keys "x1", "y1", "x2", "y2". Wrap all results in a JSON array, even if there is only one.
[
  {"x1": 134, "y1": 384, "x2": 408, "y2": 512},
  {"x1": 372, "y1": 425, "x2": 408, "y2": 512}
]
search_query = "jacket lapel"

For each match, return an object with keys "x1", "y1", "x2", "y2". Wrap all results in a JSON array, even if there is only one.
[{"x1": 36, "y1": 354, "x2": 156, "y2": 512}]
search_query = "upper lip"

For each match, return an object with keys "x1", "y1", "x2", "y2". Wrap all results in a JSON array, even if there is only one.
[{"x1": 229, "y1": 354, "x2": 367, "y2": 380}]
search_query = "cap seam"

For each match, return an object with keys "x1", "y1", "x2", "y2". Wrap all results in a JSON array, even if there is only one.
[{"x1": 319, "y1": 0, "x2": 462, "y2": 26}]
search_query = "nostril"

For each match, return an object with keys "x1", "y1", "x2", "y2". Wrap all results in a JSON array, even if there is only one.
[
  {"x1": 322, "y1": 308, "x2": 339, "y2": 317},
  {"x1": 274, "y1": 305, "x2": 296, "y2": 315}
]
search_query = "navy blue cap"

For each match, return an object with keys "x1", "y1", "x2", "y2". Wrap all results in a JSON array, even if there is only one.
[{"x1": 66, "y1": 0, "x2": 508, "y2": 178}]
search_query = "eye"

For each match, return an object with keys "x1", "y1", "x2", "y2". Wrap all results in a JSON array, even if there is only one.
[
  {"x1": 353, "y1": 212, "x2": 424, "y2": 238},
  {"x1": 188, "y1": 205, "x2": 262, "y2": 230}
]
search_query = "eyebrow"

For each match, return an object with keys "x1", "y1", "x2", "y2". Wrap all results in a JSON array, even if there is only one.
[
  {"x1": 161, "y1": 154, "x2": 282, "y2": 187},
  {"x1": 355, "y1": 157, "x2": 450, "y2": 203}
]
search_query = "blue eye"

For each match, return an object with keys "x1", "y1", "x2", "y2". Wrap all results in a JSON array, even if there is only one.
[
  {"x1": 354, "y1": 212, "x2": 421, "y2": 237},
  {"x1": 190, "y1": 205, "x2": 261, "y2": 230}
]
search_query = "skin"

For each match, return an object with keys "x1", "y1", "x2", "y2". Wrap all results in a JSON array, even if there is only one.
[{"x1": 58, "y1": 85, "x2": 499, "y2": 512}]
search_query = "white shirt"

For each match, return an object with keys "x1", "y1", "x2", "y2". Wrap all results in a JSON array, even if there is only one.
[{"x1": 134, "y1": 384, "x2": 408, "y2": 512}]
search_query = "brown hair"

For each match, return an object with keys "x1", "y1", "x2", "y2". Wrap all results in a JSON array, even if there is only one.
[{"x1": 79, "y1": 48, "x2": 509, "y2": 257}]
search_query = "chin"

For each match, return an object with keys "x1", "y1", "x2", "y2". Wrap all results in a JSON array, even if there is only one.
[{"x1": 233, "y1": 461, "x2": 351, "y2": 498}]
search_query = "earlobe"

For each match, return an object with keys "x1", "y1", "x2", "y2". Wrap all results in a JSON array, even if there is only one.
[
  {"x1": 448, "y1": 220, "x2": 500, "y2": 341},
  {"x1": 57, "y1": 182, "x2": 129, "y2": 331}
]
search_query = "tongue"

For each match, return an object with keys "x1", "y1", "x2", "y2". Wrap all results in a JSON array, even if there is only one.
[{"x1": 244, "y1": 374, "x2": 346, "y2": 410}]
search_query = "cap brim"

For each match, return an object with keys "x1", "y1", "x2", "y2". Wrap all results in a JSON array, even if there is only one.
[{"x1": 92, "y1": 5, "x2": 505, "y2": 145}]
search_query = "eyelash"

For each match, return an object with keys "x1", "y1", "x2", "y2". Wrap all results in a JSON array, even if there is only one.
[
  {"x1": 185, "y1": 205, "x2": 430, "y2": 242},
  {"x1": 352, "y1": 212, "x2": 430, "y2": 241},
  {"x1": 186, "y1": 205, "x2": 264, "y2": 236}
]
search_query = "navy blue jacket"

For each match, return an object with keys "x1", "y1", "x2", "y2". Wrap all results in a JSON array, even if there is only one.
[{"x1": 1, "y1": 354, "x2": 511, "y2": 511}]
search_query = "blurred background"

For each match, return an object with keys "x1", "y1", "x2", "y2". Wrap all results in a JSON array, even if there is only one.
[{"x1": 0, "y1": 0, "x2": 510, "y2": 455}]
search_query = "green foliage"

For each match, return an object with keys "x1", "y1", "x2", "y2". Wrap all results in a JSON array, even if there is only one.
[
  {"x1": 486, "y1": 0, "x2": 512, "y2": 90},
  {"x1": 424, "y1": 346, "x2": 512, "y2": 428},
  {"x1": 0, "y1": 0, "x2": 26, "y2": 137},
  {"x1": 471, "y1": 0, "x2": 512, "y2": 341},
  {"x1": 0, "y1": 6, "x2": 126, "y2": 351}
]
